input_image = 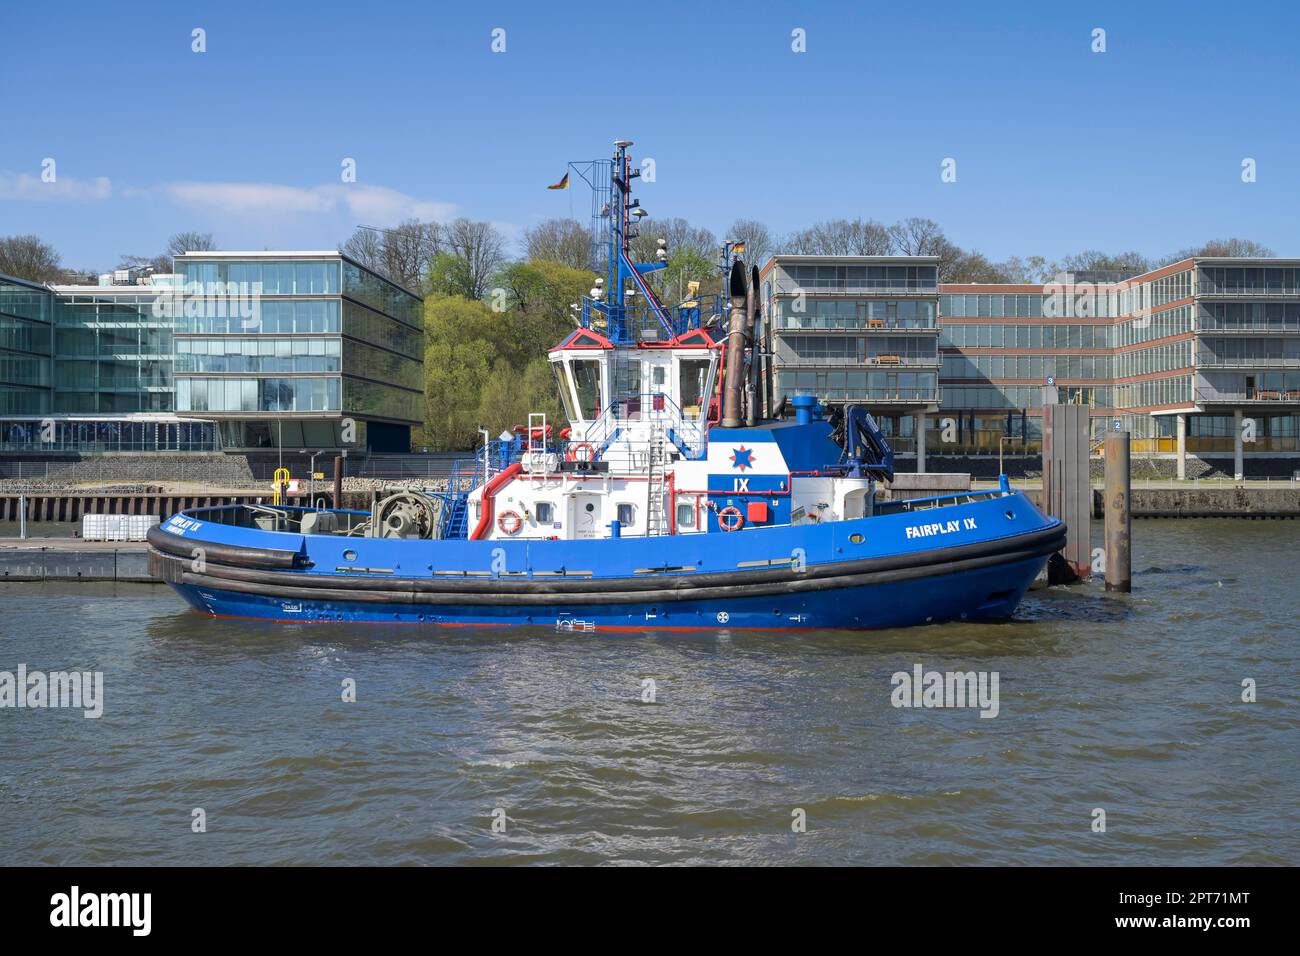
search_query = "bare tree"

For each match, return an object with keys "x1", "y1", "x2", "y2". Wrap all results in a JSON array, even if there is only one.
[
  {"x1": 342, "y1": 220, "x2": 441, "y2": 292},
  {"x1": 887, "y1": 217, "x2": 947, "y2": 256},
  {"x1": 787, "y1": 218, "x2": 892, "y2": 256},
  {"x1": 0, "y1": 235, "x2": 63, "y2": 283},
  {"x1": 992, "y1": 255, "x2": 1051, "y2": 284},
  {"x1": 1160, "y1": 238, "x2": 1275, "y2": 264},
  {"x1": 524, "y1": 218, "x2": 593, "y2": 270},
  {"x1": 1051, "y1": 249, "x2": 1151, "y2": 278},
  {"x1": 441, "y1": 218, "x2": 506, "y2": 301},
  {"x1": 167, "y1": 231, "x2": 217, "y2": 256},
  {"x1": 727, "y1": 218, "x2": 777, "y2": 267},
  {"x1": 627, "y1": 216, "x2": 717, "y2": 269}
]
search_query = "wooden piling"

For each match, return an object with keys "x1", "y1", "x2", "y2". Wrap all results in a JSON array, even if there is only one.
[{"x1": 1104, "y1": 430, "x2": 1132, "y2": 592}]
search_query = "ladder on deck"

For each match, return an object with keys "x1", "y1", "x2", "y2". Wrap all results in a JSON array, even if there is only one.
[
  {"x1": 645, "y1": 423, "x2": 670, "y2": 536},
  {"x1": 526, "y1": 412, "x2": 549, "y2": 488}
]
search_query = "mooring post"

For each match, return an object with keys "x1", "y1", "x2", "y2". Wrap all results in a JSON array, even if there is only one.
[
  {"x1": 333, "y1": 455, "x2": 343, "y2": 509},
  {"x1": 1041, "y1": 394, "x2": 1090, "y2": 583},
  {"x1": 1104, "y1": 430, "x2": 1131, "y2": 592}
]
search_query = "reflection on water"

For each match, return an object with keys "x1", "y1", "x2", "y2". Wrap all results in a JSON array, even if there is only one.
[{"x1": 0, "y1": 520, "x2": 1296, "y2": 865}]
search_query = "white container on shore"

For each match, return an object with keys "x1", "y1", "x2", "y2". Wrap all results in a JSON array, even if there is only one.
[{"x1": 82, "y1": 514, "x2": 159, "y2": 541}]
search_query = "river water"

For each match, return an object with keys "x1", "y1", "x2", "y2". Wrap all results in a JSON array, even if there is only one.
[{"x1": 1, "y1": 519, "x2": 1296, "y2": 866}]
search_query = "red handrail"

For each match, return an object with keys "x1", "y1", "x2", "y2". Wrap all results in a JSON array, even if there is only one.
[{"x1": 468, "y1": 462, "x2": 523, "y2": 540}]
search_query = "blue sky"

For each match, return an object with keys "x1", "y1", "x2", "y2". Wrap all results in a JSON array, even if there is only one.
[{"x1": 3, "y1": 0, "x2": 1299, "y2": 271}]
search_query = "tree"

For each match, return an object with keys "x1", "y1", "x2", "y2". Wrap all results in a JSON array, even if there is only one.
[
  {"x1": 494, "y1": 259, "x2": 593, "y2": 367},
  {"x1": 440, "y1": 218, "x2": 506, "y2": 300},
  {"x1": 117, "y1": 231, "x2": 219, "y2": 276},
  {"x1": 524, "y1": 219, "x2": 593, "y2": 270},
  {"x1": 946, "y1": 250, "x2": 1015, "y2": 283},
  {"x1": 661, "y1": 246, "x2": 716, "y2": 304},
  {"x1": 0, "y1": 235, "x2": 63, "y2": 283},
  {"x1": 427, "y1": 251, "x2": 479, "y2": 300},
  {"x1": 1051, "y1": 249, "x2": 1151, "y2": 279},
  {"x1": 1160, "y1": 238, "x2": 1275, "y2": 264},
  {"x1": 727, "y1": 218, "x2": 778, "y2": 267},
  {"x1": 474, "y1": 356, "x2": 564, "y2": 437},
  {"x1": 167, "y1": 231, "x2": 217, "y2": 256},
  {"x1": 418, "y1": 295, "x2": 503, "y2": 450},
  {"x1": 787, "y1": 218, "x2": 892, "y2": 256},
  {"x1": 992, "y1": 255, "x2": 1051, "y2": 284},
  {"x1": 629, "y1": 216, "x2": 717, "y2": 266},
  {"x1": 342, "y1": 220, "x2": 440, "y2": 292},
  {"x1": 887, "y1": 217, "x2": 947, "y2": 257}
]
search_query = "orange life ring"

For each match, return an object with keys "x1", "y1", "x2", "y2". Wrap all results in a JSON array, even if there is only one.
[
  {"x1": 566, "y1": 442, "x2": 596, "y2": 462},
  {"x1": 718, "y1": 506, "x2": 745, "y2": 531},
  {"x1": 497, "y1": 510, "x2": 523, "y2": 536}
]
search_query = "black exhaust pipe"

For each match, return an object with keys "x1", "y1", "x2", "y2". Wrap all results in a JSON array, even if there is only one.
[{"x1": 721, "y1": 260, "x2": 748, "y2": 428}]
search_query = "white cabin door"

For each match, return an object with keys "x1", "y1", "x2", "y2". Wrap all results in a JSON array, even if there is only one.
[{"x1": 571, "y1": 494, "x2": 602, "y2": 539}]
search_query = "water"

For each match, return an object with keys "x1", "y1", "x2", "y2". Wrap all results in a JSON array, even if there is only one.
[{"x1": 1, "y1": 519, "x2": 1296, "y2": 865}]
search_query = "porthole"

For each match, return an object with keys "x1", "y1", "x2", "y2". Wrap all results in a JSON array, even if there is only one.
[
  {"x1": 343, "y1": 549, "x2": 357, "y2": 561},
  {"x1": 849, "y1": 533, "x2": 864, "y2": 544}
]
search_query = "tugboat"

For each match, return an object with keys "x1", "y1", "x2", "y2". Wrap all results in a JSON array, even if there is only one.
[{"x1": 148, "y1": 140, "x2": 1064, "y2": 630}]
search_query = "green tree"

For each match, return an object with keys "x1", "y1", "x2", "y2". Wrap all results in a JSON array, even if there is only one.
[
  {"x1": 427, "y1": 251, "x2": 478, "y2": 299},
  {"x1": 417, "y1": 295, "x2": 502, "y2": 450},
  {"x1": 494, "y1": 259, "x2": 593, "y2": 366}
]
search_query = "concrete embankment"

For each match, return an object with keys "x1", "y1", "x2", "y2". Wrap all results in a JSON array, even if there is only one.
[
  {"x1": 0, "y1": 539, "x2": 152, "y2": 582},
  {"x1": 1099, "y1": 486, "x2": 1300, "y2": 518},
  {"x1": 1015, "y1": 487, "x2": 1300, "y2": 518}
]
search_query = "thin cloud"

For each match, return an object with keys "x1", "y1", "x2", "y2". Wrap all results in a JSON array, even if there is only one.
[
  {"x1": 158, "y1": 181, "x2": 455, "y2": 224},
  {"x1": 0, "y1": 171, "x2": 112, "y2": 201}
]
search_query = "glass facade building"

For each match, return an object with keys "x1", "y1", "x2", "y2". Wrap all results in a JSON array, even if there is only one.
[
  {"x1": 937, "y1": 258, "x2": 1300, "y2": 463},
  {"x1": 0, "y1": 252, "x2": 423, "y2": 454},
  {"x1": 0, "y1": 274, "x2": 53, "y2": 417},
  {"x1": 760, "y1": 255, "x2": 1300, "y2": 469},
  {"x1": 761, "y1": 256, "x2": 942, "y2": 462},
  {"x1": 172, "y1": 252, "x2": 423, "y2": 451}
]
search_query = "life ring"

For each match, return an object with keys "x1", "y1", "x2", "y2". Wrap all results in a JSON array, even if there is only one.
[
  {"x1": 567, "y1": 442, "x2": 596, "y2": 462},
  {"x1": 497, "y1": 510, "x2": 523, "y2": 536},
  {"x1": 718, "y1": 506, "x2": 745, "y2": 531}
]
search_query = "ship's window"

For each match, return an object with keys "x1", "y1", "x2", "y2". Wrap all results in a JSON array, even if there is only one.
[
  {"x1": 551, "y1": 361, "x2": 577, "y2": 421},
  {"x1": 676, "y1": 503, "x2": 695, "y2": 528},
  {"x1": 571, "y1": 358, "x2": 603, "y2": 419},
  {"x1": 652, "y1": 365, "x2": 667, "y2": 386},
  {"x1": 678, "y1": 357, "x2": 714, "y2": 419},
  {"x1": 617, "y1": 503, "x2": 635, "y2": 526},
  {"x1": 535, "y1": 502, "x2": 553, "y2": 523}
]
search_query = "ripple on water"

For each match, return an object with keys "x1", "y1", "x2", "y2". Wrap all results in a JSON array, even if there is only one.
[{"x1": 1, "y1": 519, "x2": 1298, "y2": 865}]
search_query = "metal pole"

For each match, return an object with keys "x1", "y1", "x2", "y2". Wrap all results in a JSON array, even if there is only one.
[
  {"x1": 1104, "y1": 430, "x2": 1131, "y2": 593},
  {"x1": 19, "y1": 494, "x2": 27, "y2": 539},
  {"x1": 333, "y1": 455, "x2": 343, "y2": 510}
]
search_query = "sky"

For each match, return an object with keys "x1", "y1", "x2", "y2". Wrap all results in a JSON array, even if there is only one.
[{"x1": 3, "y1": 0, "x2": 1300, "y2": 272}]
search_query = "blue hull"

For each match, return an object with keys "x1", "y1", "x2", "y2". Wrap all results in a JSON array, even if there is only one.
[
  {"x1": 148, "y1": 490, "x2": 1063, "y2": 633},
  {"x1": 168, "y1": 551, "x2": 1046, "y2": 630}
]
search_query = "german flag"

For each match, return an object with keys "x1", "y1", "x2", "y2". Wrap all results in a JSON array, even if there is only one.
[
  {"x1": 732, "y1": 240, "x2": 747, "y2": 254},
  {"x1": 547, "y1": 172, "x2": 569, "y2": 190}
]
